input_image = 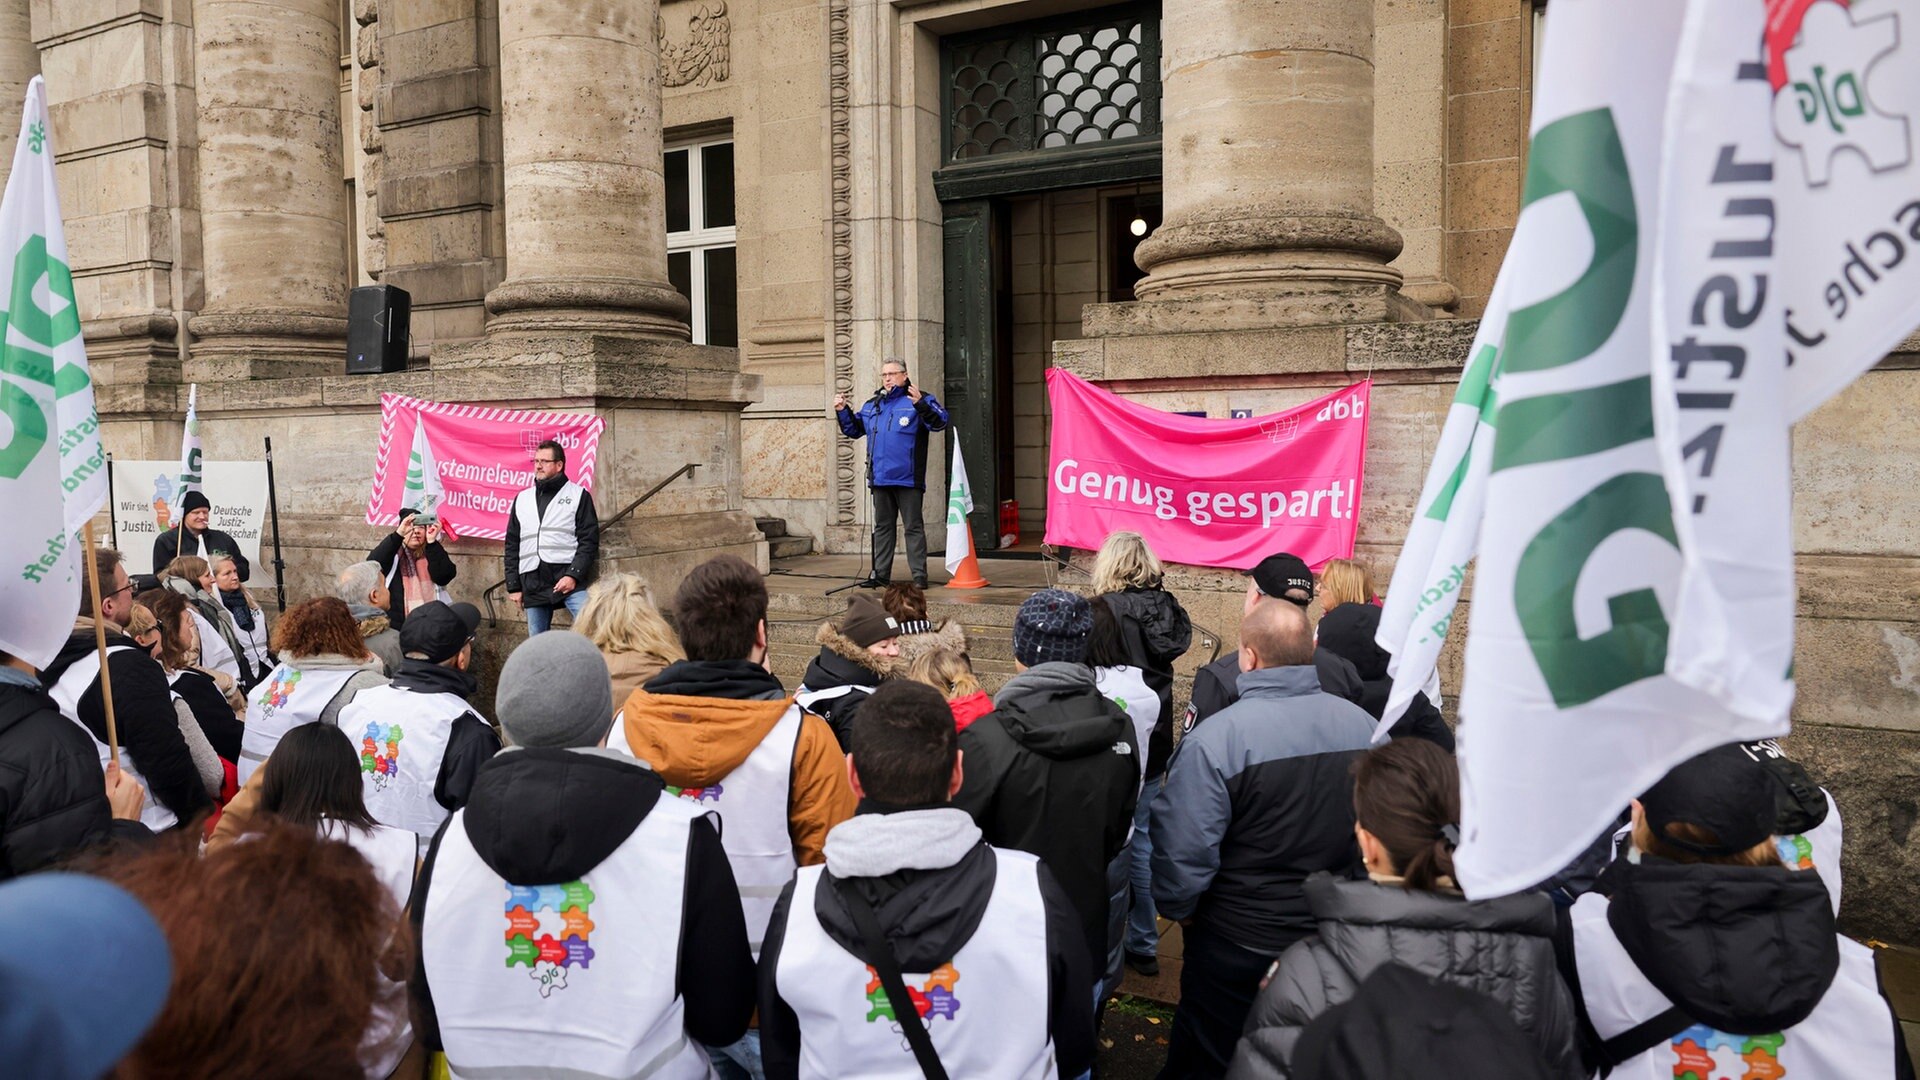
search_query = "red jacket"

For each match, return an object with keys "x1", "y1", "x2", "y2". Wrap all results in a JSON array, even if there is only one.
[{"x1": 948, "y1": 691, "x2": 995, "y2": 733}]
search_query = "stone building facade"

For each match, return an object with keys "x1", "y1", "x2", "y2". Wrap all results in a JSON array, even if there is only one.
[{"x1": 13, "y1": 0, "x2": 1917, "y2": 938}]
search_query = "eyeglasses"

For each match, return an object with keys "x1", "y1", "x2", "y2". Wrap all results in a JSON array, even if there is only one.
[
  {"x1": 533, "y1": 457, "x2": 559, "y2": 465},
  {"x1": 102, "y1": 582, "x2": 135, "y2": 600}
]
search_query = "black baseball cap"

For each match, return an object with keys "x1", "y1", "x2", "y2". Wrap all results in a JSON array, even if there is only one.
[
  {"x1": 399, "y1": 600, "x2": 481, "y2": 663},
  {"x1": 1639, "y1": 743, "x2": 1777, "y2": 857},
  {"x1": 1248, "y1": 553, "x2": 1315, "y2": 604}
]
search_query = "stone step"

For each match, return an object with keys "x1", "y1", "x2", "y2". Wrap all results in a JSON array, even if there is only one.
[
  {"x1": 767, "y1": 534, "x2": 814, "y2": 559},
  {"x1": 754, "y1": 516, "x2": 789, "y2": 538}
]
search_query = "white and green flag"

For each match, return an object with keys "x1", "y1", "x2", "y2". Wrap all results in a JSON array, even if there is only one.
[
  {"x1": 944, "y1": 431, "x2": 974, "y2": 575},
  {"x1": 0, "y1": 76, "x2": 109, "y2": 668},
  {"x1": 169, "y1": 382, "x2": 201, "y2": 526},
  {"x1": 401, "y1": 418, "x2": 456, "y2": 538}
]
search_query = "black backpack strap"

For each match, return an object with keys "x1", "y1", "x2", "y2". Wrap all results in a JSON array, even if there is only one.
[
  {"x1": 1553, "y1": 903, "x2": 1697, "y2": 1073},
  {"x1": 1597, "y1": 1006, "x2": 1696, "y2": 1069},
  {"x1": 833, "y1": 877, "x2": 950, "y2": 1080}
]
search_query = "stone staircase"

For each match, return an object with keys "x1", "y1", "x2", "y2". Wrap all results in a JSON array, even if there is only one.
[
  {"x1": 755, "y1": 517, "x2": 815, "y2": 560},
  {"x1": 763, "y1": 587, "x2": 1029, "y2": 693}
]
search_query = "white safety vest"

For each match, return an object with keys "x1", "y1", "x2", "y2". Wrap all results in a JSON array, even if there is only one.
[
  {"x1": 337, "y1": 684, "x2": 469, "y2": 856},
  {"x1": 794, "y1": 682, "x2": 875, "y2": 715},
  {"x1": 422, "y1": 796, "x2": 714, "y2": 1080},
  {"x1": 237, "y1": 662, "x2": 364, "y2": 783},
  {"x1": 513, "y1": 480, "x2": 586, "y2": 573},
  {"x1": 773, "y1": 848, "x2": 1056, "y2": 1080},
  {"x1": 1569, "y1": 892, "x2": 1902, "y2": 1079},
  {"x1": 47, "y1": 646, "x2": 178, "y2": 832},
  {"x1": 190, "y1": 608, "x2": 243, "y2": 682},
  {"x1": 613, "y1": 702, "x2": 803, "y2": 957},
  {"x1": 319, "y1": 818, "x2": 418, "y2": 1078}
]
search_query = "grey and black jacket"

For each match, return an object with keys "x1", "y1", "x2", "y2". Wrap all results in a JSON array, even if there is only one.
[
  {"x1": 1187, "y1": 648, "x2": 1366, "y2": 732},
  {"x1": 1228, "y1": 873, "x2": 1582, "y2": 1079},
  {"x1": 1151, "y1": 665, "x2": 1373, "y2": 955}
]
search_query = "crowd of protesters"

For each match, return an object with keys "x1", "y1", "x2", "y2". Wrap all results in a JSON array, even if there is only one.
[{"x1": 0, "y1": 503, "x2": 1911, "y2": 1080}]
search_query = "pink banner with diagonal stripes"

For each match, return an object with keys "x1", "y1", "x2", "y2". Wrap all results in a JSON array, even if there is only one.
[
  {"x1": 366, "y1": 393, "x2": 606, "y2": 542},
  {"x1": 1044, "y1": 371, "x2": 1371, "y2": 570}
]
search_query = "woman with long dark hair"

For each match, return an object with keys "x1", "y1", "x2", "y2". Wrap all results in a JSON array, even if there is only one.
[
  {"x1": 1232, "y1": 738, "x2": 1580, "y2": 1078},
  {"x1": 255, "y1": 722, "x2": 419, "y2": 1078},
  {"x1": 136, "y1": 589, "x2": 240, "y2": 786}
]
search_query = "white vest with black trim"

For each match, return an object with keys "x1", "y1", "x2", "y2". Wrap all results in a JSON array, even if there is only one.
[
  {"x1": 319, "y1": 818, "x2": 418, "y2": 1079},
  {"x1": 421, "y1": 795, "x2": 714, "y2": 1080},
  {"x1": 1568, "y1": 892, "x2": 1901, "y2": 1078},
  {"x1": 613, "y1": 702, "x2": 803, "y2": 958},
  {"x1": 513, "y1": 480, "x2": 585, "y2": 573},
  {"x1": 774, "y1": 848, "x2": 1056, "y2": 1080},
  {"x1": 237, "y1": 662, "x2": 363, "y2": 783},
  {"x1": 337, "y1": 684, "x2": 466, "y2": 854},
  {"x1": 47, "y1": 646, "x2": 178, "y2": 832}
]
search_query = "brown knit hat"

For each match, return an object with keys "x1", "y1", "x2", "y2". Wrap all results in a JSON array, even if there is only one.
[{"x1": 840, "y1": 596, "x2": 901, "y2": 648}]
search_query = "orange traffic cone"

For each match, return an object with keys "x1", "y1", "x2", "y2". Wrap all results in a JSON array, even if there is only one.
[{"x1": 944, "y1": 548, "x2": 989, "y2": 590}]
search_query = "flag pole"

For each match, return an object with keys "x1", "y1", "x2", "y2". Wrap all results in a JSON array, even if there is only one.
[{"x1": 80, "y1": 521, "x2": 120, "y2": 767}]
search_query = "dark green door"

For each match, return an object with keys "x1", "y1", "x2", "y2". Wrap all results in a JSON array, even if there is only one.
[{"x1": 942, "y1": 199, "x2": 1010, "y2": 555}]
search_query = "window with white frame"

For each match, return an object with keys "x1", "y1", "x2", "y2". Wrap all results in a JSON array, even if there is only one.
[{"x1": 665, "y1": 136, "x2": 737, "y2": 347}]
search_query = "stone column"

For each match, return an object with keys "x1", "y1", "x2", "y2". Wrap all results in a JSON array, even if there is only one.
[
  {"x1": 0, "y1": 0, "x2": 36, "y2": 187},
  {"x1": 1129, "y1": 0, "x2": 1413, "y2": 325},
  {"x1": 189, "y1": 0, "x2": 351, "y2": 379},
  {"x1": 485, "y1": 0, "x2": 688, "y2": 338}
]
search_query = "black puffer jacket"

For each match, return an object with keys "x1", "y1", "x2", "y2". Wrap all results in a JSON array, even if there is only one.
[
  {"x1": 1099, "y1": 586, "x2": 1192, "y2": 779},
  {"x1": 952, "y1": 662, "x2": 1139, "y2": 976},
  {"x1": 43, "y1": 624, "x2": 211, "y2": 826},
  {"x1": 0, "y1": 682, "x2": 118, "y2": 879},
  {"x1": 1313, "y1": 603, "x2": 1454, "y2": 752},
  {"x1": 1231, "y1": 873, "x2": 1581, "y2": 1079},
  {"x1": 795, "y1": 620, "x2": 896, "y2": 749}
]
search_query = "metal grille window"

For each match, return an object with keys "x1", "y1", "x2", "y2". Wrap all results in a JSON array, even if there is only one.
[
  {"x1": 944, "y1": 4, "x2": 1159, "y2": 164},
  {"x1": 665, "y1": 135, "x2": 737, "y2": 348}
]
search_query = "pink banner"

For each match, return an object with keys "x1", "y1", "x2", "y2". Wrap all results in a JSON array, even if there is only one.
[
  {"x1": 365, "y1": 394, "x2": 606, "y2": 542},
  {"x1": 1044, "y1": 370, "x2": 1370, "y2": 570}
]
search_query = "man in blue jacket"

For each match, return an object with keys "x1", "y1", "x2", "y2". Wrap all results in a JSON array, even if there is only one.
[{"x1": 832, "y1": 357, "x2": 949, "y2": 588}]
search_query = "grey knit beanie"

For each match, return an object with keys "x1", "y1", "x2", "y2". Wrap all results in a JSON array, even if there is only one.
[
  {"x1": 497, "y1": 631, "x2": 615, "y2": 748},
  {"x1": 1012, "y1": 588, "x2": 1093, "y2": 667}
]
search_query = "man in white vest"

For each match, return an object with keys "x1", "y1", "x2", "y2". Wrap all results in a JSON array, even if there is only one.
[
  {"x1": 1558, "y1": 744, "x2": 1912, "y2": 1079},
  {"x1": 758, "y1": 680, "x2": 1096, "y2": 1080},
  {"x1": 612, "y1": 554, "x2": 855, "y2": 1076},
  {"x1": 413, "y1": 631, "x2": 755, "y2": 1079},
  {"x1": 504, "y1": 439, "x2": 600, "y2": 635},
  {"x1": 337, "y1": 600, "x2": 500, "y2": 855},
  {"x1": 41, "y1": 547, "x2": 209, "y2": 831}
]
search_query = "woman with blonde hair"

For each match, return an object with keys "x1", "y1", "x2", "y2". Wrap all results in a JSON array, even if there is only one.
[
  {"x1": 906, "y1": 647, "x2": 993, "y2": 732},
  {"x1": 160, "y1": 554, "x2": 255, "y2": 686},
  {"x1": 212, "y1": 552, "x2": 272, "y2": 679},
  {"x1": 1316, "y1": 557, "x2": 1376, "y2": 610},
  {"x1": 574, "y1": 571, "x2": 687, "y2": 706},
  {"x1": 1089, "y1": 530, "x2": 1191, "y2": 977}
]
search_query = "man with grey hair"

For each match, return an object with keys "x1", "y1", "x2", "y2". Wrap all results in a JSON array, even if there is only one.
[
  {"x1": 336, "y1": 560, "x2": 403, "y2": 675},
  {"x1": 832, "y1": 356, "x2": 949, "y2": 588}
]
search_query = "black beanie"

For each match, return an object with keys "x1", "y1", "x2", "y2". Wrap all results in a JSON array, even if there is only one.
[
  {"x1": 180, "y1": 490, "x2": 210, "y2": 515},
  {"x1": 840, "y1": 596, "x2": 901, "y2": 648}
]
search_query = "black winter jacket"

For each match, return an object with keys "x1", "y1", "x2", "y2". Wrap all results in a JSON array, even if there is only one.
[
  {"x1": 43, "y1": 625, "x2": 211, "y2": 827},
  {"x1": 0, "y1": 682, "x2": 119, "y2": 879},
  {"x1": 795, "y1": 620, "x2": 895, "y2": 750},
  {"x1": 502, "y1": 472, "x2": 600, "y2": 608},
  {"x1": 1099, "y1": 586, "x2": 1193, "y2": 779},
  {"x1": 412, "y1": 746, "x2": 755, "y2": 1051},
  {"x1": 951, "y1": 662, "x2": 1139, "y2": 975},
  {"x1": 367, "y1": 531, "x2": 458, "y2": 627},
  {"x1": 758, "y1": 807, "x2": 1095, "y2": 1080},
  {"x1": 1188, "y1": 648, "x2": 1365, "y2": 733},
  {"x1": 1313, "y1": 602, "x2": 1454, "y2": 752},
  {"x1": 1230, "y1": 874, "x2": 1581, "y2": 1079},
  {"x1": 152, "y1": 524, "x2": 249, "y2": 581}
]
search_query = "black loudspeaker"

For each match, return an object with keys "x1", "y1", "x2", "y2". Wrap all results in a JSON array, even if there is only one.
[{"x1": 346, "y1": 284, "x2": 411, "y2": 375}]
